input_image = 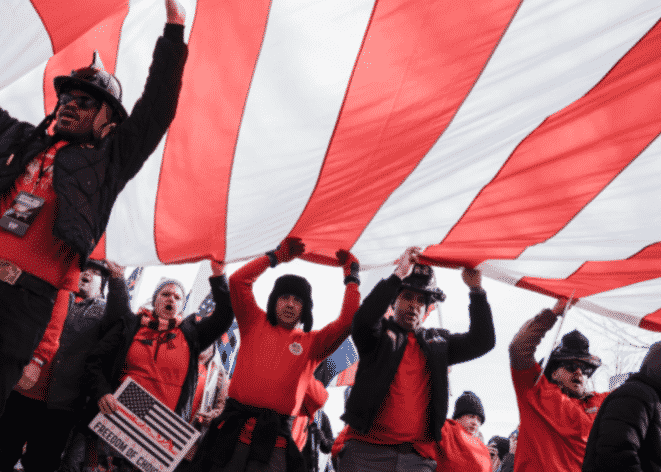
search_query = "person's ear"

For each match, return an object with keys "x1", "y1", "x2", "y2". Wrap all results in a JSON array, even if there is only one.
[
  {"x1": 93, "y1": 102, "x2": 116, "y2": 140},
  {"x1": 551, "y1": 368, "x2": 561, "y2": 381}
]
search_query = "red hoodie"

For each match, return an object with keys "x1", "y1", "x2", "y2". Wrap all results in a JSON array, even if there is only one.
[
  {"x1": 512, "y1": 363, "x2": 608, "y2": 471},
  {"x1": 434, "y1": 419, "x2": 491, "y2": 472}
]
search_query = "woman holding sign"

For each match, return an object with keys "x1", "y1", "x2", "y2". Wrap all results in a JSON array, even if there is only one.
[{"x1": 85, "y1": 260, "x2": 234, "y2": 470}]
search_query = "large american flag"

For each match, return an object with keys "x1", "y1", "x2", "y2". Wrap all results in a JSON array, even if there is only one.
[
  {"x1": 91, "y1": 378, "x2": 199, "y2": 472},
  {"x1": 4, "y1": 0, "x2": 661, "y2": 330}
]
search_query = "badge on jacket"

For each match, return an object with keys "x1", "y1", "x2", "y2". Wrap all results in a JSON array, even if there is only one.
[
  {"x1": 289, "y1": 342, "x2": 303, "y2": 355},
  {"x1": 0, "y1": 191, "x2": 44, "y2": 236}
]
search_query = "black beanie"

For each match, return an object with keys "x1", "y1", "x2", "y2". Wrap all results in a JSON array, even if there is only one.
[
  {"x1": 488, "y1": 435, "x2": 510, "y2": 460},
  {"x1": 544, "y1": 329, "x2": 602, "y2": 380},
  {"x1": 266, "y1": 274, "x2": 313, "y2": 332},
  {"x1": 452, "y1": 390, "x2": 485, "y2": 424}
]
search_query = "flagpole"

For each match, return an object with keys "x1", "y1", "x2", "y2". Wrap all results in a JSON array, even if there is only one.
[{"x1": 536, "y1": 291, "x2": 575, "y2": 385}]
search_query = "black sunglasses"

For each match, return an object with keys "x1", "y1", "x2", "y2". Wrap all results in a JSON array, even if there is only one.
[
  {"x1": 560, "y1": 360, "x2": 595, "y2": 377},
  {"x1": 58, "y1": 92, "x2": 100, "y2": 110}
]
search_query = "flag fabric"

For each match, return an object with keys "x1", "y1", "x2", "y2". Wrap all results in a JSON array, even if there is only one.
[
  {"x1": 89, "y1": 377, "x2": 200, "y2": 472},
  {"x1": 218, "y1": 320, "x2": 240, "y2": 376},
  {"x1": 3, "y1": 1, "x2": 661, "y2": 330},
  {"x1": 315, "y1": 337, "x2": 358, "y2": 387},
  {"x1": 126, "y1": 267, "x2": 145, "y2": 312},
  {"x1": 192, "y1": 292, "x2": 215, "y2": 320},
  {"x1": 183, "y1": 261, "x2": 214, "y2": 316}
]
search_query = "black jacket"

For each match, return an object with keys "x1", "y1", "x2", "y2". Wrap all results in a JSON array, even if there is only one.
[
  {"x1": 583, "y1": 372, "x2": 661, "y2": 472},
  {"x1": 85, "y1": 275, "x2": 234, "y2": 422},
  {"x1": 341, "y1": 275, "x2": 495, "y2": 441},
  {"x1": 46, "y1": 295, "x2": 114, "y2": 411},
  {"x1": 0, "y1": 25, "x2": 187, "y2": 266}
]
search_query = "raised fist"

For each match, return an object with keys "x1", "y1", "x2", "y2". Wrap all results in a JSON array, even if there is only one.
[
  {"x1": 337, "y1": 250, "x2": 360, "y2": 285},
  {"x1": 267, "y1": 237, "x2": 305, "y2": 266}
]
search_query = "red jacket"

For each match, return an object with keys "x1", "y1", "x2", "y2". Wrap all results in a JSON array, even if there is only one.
[
  {"x1": 512, "y1": 364, "x2": 608, "y2": 471},
  {"x1": 509, "y1": 309, "x2": 609, "y2": 472},
  {"x1": 228, "y1": 256, "x2": 359, "y2": 416},
  {"x1": 30, "y1": 289, "x2": 71, "y2": 366},
  {"x1": 292, "y1": 378, "x2": 329, "y2": 451},
  {"x1": 434, "y1": 419, "x2": 491, "y2": 472}
]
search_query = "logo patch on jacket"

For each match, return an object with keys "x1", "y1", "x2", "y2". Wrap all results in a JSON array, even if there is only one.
[
  {"x1": 585, "y1": 406, "x2": 599, "y2": 414},
  {"x1": 289, "y1": 342, "x2": 303, "y2": 355}
]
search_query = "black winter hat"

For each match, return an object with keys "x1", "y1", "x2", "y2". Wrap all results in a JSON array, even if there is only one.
[
  {"x1": 84, "y1": 259, "x2": 110, "y2": 277},
  {"x1": 83, "y1": 259, "x2": 110, "y2": 291},
  {"x1": 266, "y1": 274, "x2": 313, "y2": 332},
  {"x1": 452, "y1": 390, "x2": 485, "y2": 424},
  {"x1": 488, "y1": 436, "x2": 510, "y2": 461},
  {"x1": 544, "y1": 329, "x2": 602, "y2": 380},
  {"x1": 398, "y1": 263, "x2": 446, "y2": 305}
]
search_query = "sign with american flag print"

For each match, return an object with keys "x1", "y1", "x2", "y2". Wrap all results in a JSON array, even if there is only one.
[{"x1": 89, "y1": 377, "x2": 200, "y2": 472}]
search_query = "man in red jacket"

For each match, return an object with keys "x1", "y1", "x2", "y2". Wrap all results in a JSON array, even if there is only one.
[
  {"x1": 194, "y1": 237, "x2": 361, "y2": 472},
  {"x1": 509, "y1": 298, "x2": 608, "y2": 471}
]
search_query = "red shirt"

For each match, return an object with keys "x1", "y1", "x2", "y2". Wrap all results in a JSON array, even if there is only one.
[
  {"x1": 344, "y1": 332, "x2": 436, "y2": 459},
  {"x1": 434, "y1": 419, "x2": 491, "y2": 472},
  {"x1": 512, "y1": 364, "x2": 608, "y2": 472},
  {"x1": 228, "y1": 256, "x2": 359, "y2": 416},
  {"x1": 0, "y1": 142, "x2": 80, "y2": 290},
  {"x1": 121, "y1": 326, "x2": 190, "y2": 410}
]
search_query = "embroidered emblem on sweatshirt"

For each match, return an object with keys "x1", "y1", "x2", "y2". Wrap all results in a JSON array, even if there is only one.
[
  {"x1": 289, "y1": 342, "x2": 303, "y2": 355},
  {"x1": 585, "y1": 406, "x2": 599, "y2": 414}
]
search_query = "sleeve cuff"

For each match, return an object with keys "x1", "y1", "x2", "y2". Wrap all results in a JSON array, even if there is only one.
[
  {"x1": 469, "y1": 286, "x2": 486, "y2": 295},
  {"x1": 164, "y1": 23, "x2": 185, "y2": 42},
  {"x1": 210, "y1": 274, "x2": 229, "y2": 290}
]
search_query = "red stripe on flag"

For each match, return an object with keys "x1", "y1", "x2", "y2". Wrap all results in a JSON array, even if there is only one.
[
  {"x1": 289, "y1": 0, "x2": 522, "y2": 263},
  {"x1": 336, "y1": 361, "x2": 359, "y2": 387},
  {"x1": 89, "y1": 233, "x2": 107, "y2": 261},
  {"x1": 639, "y1": 308, "x2": 661, "y2": 332},
  {"x1": 425, "y1": 19, "x2": 661, "y2": 268},
  {"x1": 517, "y1": 242, "x2": 661, "y2": 300},
  {"x1": 34, "y1": 0, "x2": 129, "y2": 113},
  {"x1": 31, "y1": 0, "x2": 128, "y2": 54},
  {"x1": 154, "y1": 0, "x2": 272, "y2": 263}
]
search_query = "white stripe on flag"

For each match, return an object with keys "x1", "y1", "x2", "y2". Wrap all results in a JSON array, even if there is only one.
[
  {"x1": 105, "y1": 0, "x2": 199, "y2": 264},
  {"x1": 0, "y1": 59, "x2": 48, "y2": 125},
  {"x1": 476, "y1": 260, "x2": 584, "y2": 286},
  {"x1": 352, "y1": 0, "x2": 661, "y2": 266},
  {"x1": 583, "y1": 277, "x2": 661, "y2": 319},
  {"x1": 519, "y1": 134, "x2": 661, "y2": 262},
  {"x1": 224, "y1": 0, "x2": 375, "y2": 260},
  {"x1": 184, "y1": 261, "x2": 211, "y2": 316},
  {"x1": 0, "y1": 0, "x2": 52, "y2": 91},
  {"x1": 580, "y1": 277, "x2": 661, "y2": 325}
]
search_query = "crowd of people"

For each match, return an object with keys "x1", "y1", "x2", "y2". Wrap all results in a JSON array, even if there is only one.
[{"x1": 1, "y1": 0, "x2": 661, "y2": 471}]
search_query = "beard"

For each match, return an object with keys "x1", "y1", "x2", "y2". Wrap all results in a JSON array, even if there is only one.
[{"x1": 555, "y1": 380, "x2": 586, "y2": 399}]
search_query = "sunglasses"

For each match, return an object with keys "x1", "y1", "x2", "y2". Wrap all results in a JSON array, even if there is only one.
[
  {"x1": 58, "y1": 92, "x2": 100, "y2": 110},
  {"x1": 559, "y1": 360, "x2": 595, "y2": 377}
]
